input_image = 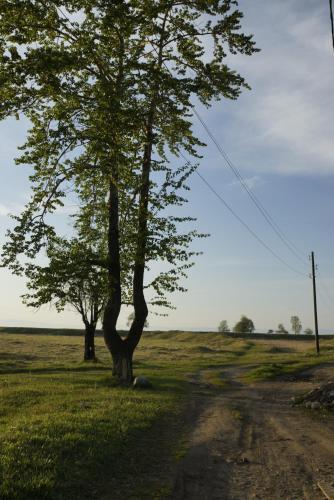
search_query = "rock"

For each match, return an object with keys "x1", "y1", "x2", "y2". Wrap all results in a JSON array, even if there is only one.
[
  {"x1": 133, "y1": 376, "x2": 152, "y2": 389},
  {"x1": 294, "y1": 381, "x2": 334, "y2": 410}
]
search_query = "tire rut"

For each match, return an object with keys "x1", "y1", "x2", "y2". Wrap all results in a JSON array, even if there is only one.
[{"x1": 171, "y1": 364, "x2": 334, "y2": 500}]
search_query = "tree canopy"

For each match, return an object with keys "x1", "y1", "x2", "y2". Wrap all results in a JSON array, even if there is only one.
[
  {"x1": 218, "y1": 320, "x2": 229, "y2": 333},
  {"x1": 290, "y1": 316, "x2": 302, "y2": 335},
  {"x1": 233, "y1": 315, "x2": 255, "y2": 334}
]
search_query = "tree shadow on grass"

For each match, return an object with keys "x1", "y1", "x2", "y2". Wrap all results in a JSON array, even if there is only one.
[
  {"x1": 0, "y1": 396, "x2": 182, "y2": 500},
  {"x1": 0, "y1": 363, "x2": 112, "y2": 376},
  {"x1": 0, "y1": 352, "x2": 41, "y2": 362}
]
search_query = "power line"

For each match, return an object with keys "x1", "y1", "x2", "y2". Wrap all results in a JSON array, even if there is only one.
[
  {"x1": 317, "y1": 270, "x2": 334, "y2": 306},
  {"x1": 148, "y1": 28, "x2": 308, "y2": 266},
  {"x1": 144, "y1": 39, "x2": 308, "y2": 277},
  {"x1": 151, "y1": 36, "x2": 309, "y2": 267},
  {"x1": 192, "y1": 108, "x2": 308, "y2": 267},
  {"x1": 180, "y1": 153, "x2": 307, "y2": 277},
  {"x1": 317, "y1": 287, "x2": 333, "y2": 310}
]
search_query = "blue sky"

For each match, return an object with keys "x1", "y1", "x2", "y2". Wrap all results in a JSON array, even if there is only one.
[{"x1": 0, "y1": 0, "x2": 333, "y2": 332}]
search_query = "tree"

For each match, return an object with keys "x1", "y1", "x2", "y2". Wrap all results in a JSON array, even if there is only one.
[
  {"x1": 304, "y1": 328, "x2": 313, "y2": 335},
  {"x1": 276, "y1": 323, "x2": 288, "y2": 334},
  {"x1": 233, "y1": 316, "x2": 255, "y2": 334},
  {"x1": 218, "y1": 320, "x2": 229, "y2": 333},
  {"x1": 290, "y1": 316, "x2": 302, "y2": 335},
  {"x1": 0, "y1": 1, "x2": 258, "y2": 383},
  {"x1": 23, "y1": 238, "x2": 108, "y2": 360}
]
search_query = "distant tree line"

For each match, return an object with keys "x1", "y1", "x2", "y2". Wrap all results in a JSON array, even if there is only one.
[
  {"x1": 218, "y1": 316, "x2": 254, "y2": 334},
  {"x1": 218, "y1": 315, "x2": 313, "y2": 335}
]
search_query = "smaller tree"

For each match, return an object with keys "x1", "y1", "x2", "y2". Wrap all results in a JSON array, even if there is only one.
[
  {"x1": 267, "y1": 329, "x2": 274, "y2": 334},
  {"x1": 290, "y1": 316, "x2": 302, "y2": 335},
  {"x1": 304, "y1": 328, "x2": 313, "y2": 335},
  {"x1": 23, "y1": 239, "x2": 108, "y2": 361},
  {"x1": 218, "y1": 320, "x2": 229, "y2": 333},
  {"x1": 233, "y1": 316, "x2": 255, "y2": 334},
  {"x1": 276, "y1": 323, "x2": 288, "y2": 334}
]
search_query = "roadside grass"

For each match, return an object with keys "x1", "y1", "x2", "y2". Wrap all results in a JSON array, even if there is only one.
[
  {"x1": 0, "y1": 331, "x2": 333, "y2": 499},
  {"x1": 243, "y1": 340, "x2": 334, "y2": 382}
]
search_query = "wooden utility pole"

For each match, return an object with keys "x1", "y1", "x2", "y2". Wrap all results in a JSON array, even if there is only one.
[
  {"x1": 311, "y1": 251, "x2": 320, "y2": 354},
  {"x1": 330, "y1": 0, "x2": 334, "y2": 52}
]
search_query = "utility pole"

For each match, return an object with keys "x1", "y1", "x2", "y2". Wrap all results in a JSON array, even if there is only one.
[
  {"x1": 330, "y1": 0, "x2": 334, "y2": 53},
  {"x1": 310, "y1": 251, "x2": 320, "y2": 354}
]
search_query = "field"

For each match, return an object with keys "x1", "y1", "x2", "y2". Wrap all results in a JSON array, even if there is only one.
[{"x1": 1, "y1": 331, "x2": 334, "y2": 499}]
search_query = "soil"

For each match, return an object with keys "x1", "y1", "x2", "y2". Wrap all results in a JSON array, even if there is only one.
[{"x1": 171, "y1": 363, "x2": 334, "y2": 500}]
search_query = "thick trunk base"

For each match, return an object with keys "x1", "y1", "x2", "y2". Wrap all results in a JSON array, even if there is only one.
[{"x1": 112, "y1": 352, "x2": 133, "y2": 384}]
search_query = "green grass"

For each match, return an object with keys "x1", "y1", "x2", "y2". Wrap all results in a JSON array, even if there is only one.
[{"x1": 0, "y1": 330, "x2": 333, "y2": 499}]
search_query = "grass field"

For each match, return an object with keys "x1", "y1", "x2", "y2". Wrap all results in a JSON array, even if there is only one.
[{"x1": 1, "y1": 330, "x2": 334, "y2": 499}]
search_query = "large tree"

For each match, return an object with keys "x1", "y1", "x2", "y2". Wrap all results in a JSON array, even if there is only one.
[{"x1": 0, "y1": 0, "x2": 258, "y2": 382}]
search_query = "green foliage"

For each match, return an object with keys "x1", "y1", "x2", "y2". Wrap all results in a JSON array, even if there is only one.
[
  {"x1": 290, "y1": 316, "x2": 302, "y2": 335},
  {"x1": 304, "y1": 328, "x2": 313, "y2": 335},
  {"x1": 233, "y1": 315, "x2": 255, "y2": 334},
  {"x1": 0, "y1": 0, "x2": 258, "y2": 318},
  {"x1": 218, "y1": 319, "x2": 229, "y2": 333}
]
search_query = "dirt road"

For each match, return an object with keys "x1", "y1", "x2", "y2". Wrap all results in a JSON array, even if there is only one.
[{"x1": 172, "y1": 364, "x2": 334, "y2": 500}]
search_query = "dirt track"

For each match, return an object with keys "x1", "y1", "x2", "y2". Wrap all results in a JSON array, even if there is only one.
[{"x1": 172, "y1": 364, "x2": 334, "y2": 500}]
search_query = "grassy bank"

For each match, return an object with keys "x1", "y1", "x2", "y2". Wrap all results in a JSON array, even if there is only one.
[{"x1": 0, "y1": 331, "x2": 333, "y2": 499}]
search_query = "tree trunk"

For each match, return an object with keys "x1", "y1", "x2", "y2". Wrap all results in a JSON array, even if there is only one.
[
  {"x1": 84, "y1": 324, "x2": 96, "y2": 361},
  {"x1": 103, "y1": 21, "x2": 166, "y2": 383},
  {"x1": 112, "y1": 348, "x2": 133, "y2": 383}
]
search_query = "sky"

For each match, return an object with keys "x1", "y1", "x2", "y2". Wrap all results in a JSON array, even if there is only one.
[{"x1": 0, "y1": 0, "x2": 334, "y2": 333}]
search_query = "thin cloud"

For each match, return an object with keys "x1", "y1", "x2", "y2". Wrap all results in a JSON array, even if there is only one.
[
  {"x1": 0, "y1": 202, "x2": 24, "y2": 217},
  {"x1": 207, "y1": 0, "x2": 334, "y2": 176},
  {"x1": 227, "y1": 175, "x2": 265, "y2": 191}
]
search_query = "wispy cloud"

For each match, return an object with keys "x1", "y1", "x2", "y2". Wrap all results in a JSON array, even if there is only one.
[
  {"x1": 0, "y1": 202, "x2": 23, "y2": 217},
  {"x1": 206, "y1": 0, "x2": 334, "y2": 176},
  {"x1": 227, "y1": 175, "x2": 265, "y2": 191}
]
